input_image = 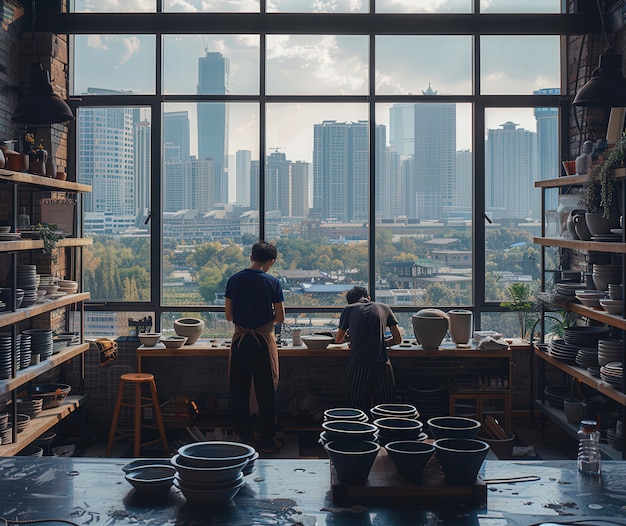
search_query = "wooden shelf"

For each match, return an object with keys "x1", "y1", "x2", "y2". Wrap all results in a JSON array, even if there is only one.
[
  {"x1": 0, "y1": 292, "x2": 89, "y2": 329},
  {"x1": 0, "y1": 395, "x2": 87, "y2": 456},
  {"x1": 535, "y1": 168, "x2": 626, "y2": 189},
  {"x1": 0, "y1": 343, "x2": 90, "y2": 396},
  {"x1": 0, "y1": 237, "x2": 92, "y2": 253},
  {"x1": 534, "y1": 237, "x2": 626, "y2": 253},
  {"x1": 534, "y1": 346, "x2": 626, "y2": 405},
  {"x1": 564, "y1": 302, "x2": 626, "y2": 330},
  {"x1": 0, "y1": 170, "x2": 91, "y2": 193}
]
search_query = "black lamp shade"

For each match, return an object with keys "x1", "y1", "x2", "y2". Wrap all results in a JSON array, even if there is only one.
[
  {"x1": 12, "y1": 64, "x2": 74, "y2": 126},
  {"x1": 573, "y1": 49, "x2": 626, "y2": 107}
]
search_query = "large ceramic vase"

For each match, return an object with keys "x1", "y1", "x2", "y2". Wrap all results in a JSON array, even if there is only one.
[
  {"x1": 174, "y1": 317, "x2": 204, "y2": 345},
  {"x1": 411, "y1": 309, "x2": 449, "y2": 349},
  {"x1": 447, "y1": 309, "x2": 473, "y2": 346}
]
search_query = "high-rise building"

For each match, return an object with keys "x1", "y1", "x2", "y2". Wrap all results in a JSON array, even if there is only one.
[
  {"x1": 534, "y1": 88, "x2": 560, "y2": 211},
  {"x1": 389, "y1": 103, "x2": 415, "y2": 158},
  {"x1": 78, "y1": 89, "x2": 136, "y2": 231},
  {"x1": 486, "y1": 121, "x2": 537, "y2": 220},
  {"x1": 164, "y1": 111, "x2": 190, "y2": 161},
  {"x1": 313, "y1": 120, "x2": 382, "y2": 222},
  {"x1": 291, "y1": 161, "x2": 310, "y2": 218},
  {"x1": 413, "y1": 86, "x2": 457, "y2": 221},
  {"x1": 235, "y1": 150, "x2": 252, "y2": 207},
  {"x1": 266, "y1": 151, "x2": 291, "y2": 216},
  {"x1": 197, "y1": 52, "x2": 230, "y2": 206}
]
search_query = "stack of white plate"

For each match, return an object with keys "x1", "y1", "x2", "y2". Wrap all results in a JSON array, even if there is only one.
[
  {"x1": 598, "y1": 339, "x2": 623, "y2": 366},
  {"x1": 600, "y1": 362, "x2": 623, "y2": 388},
  {"x1": 16, "y1": 398, "x2": 43, "y2": 418},
  {"x1": 171, "y1": 441, "x2": 255, "y2": 508},
  {"x1": 16, "y1": 265, "x2": 38, "y2": 307},
  {"x1": 18, "y1": 333, "x2": 31, "y2": 369},
  {"x1": 0, "y1": 334, "x2": 12, "y2": 380}
]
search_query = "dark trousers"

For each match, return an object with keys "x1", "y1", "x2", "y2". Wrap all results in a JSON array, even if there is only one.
[
  {"x1": 345, "y1": 361, "x2": 396, "y2": 413},
  {"x1": 229, "y1": 333, "x2": 275, "y2": 442}
]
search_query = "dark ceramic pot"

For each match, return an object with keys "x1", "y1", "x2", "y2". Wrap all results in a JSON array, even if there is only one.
[
  {"x1": 477, "y1": 432, "x2": 516, "y2": 460},
  {"x1": 433, "y1": 438, "x2": 490, "y2": 485},
  {"x1": 321, "y1": 420, "x2": 378, "y2": 442},
  {"x1": 323, "y1": 407, "x2": 368, "y2": 422},
  {"x1": 427, "y1": 416, "x2": 481, "y2": 439},
  {"x1": 324, "y1": 440, "x2": 380, "y2": 485},
  {"x1": 384, "y1": 440, "x2": 435, "y2": 482},
  {"x1": 373, "y1": 417, "x2": 423, "y2": 444}
]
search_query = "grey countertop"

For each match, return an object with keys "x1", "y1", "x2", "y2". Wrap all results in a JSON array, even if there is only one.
[{"x1": 0, "y1": 457, "x2": 625, "y2": 526}]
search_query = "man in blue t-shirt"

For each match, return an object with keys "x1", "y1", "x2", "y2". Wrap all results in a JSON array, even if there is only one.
[
  {"x1": 225, "y1": 241, "x2": 285, "y2": 453},
  {"x1": 335, "y1": 286, "x2": 402, "y2": 413}
]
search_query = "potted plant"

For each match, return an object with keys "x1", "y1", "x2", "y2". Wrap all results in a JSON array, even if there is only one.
[
  {"x1": 579, "y1": 137, "x2": 624, "y2": 234},
  {"x1": 500, "y1": 282, "x2": 537, "y2": 341},
  {"x1": 33, "y1": 222, "x2": 61, "y2": 263}
]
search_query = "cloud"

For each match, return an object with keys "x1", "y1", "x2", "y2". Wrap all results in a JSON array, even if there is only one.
[
  {"x1": 119, "y1": 37, "x2": 142, "y2": 65},
  {"x1": 87, "y1": 35, "x2": 108, "y2": 50}
]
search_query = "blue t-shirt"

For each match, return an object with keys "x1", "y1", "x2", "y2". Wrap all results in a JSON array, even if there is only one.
[{"x1": 225, "y1": 268, "x2": 284, "y2": 329}]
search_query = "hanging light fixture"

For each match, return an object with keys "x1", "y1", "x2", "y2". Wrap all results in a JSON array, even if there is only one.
[
  {"x1": 11, "y1": 0, "x2": 74, "y2": 126},
  {"x1": 573, "y1": 0, "x2": 626, "y2": 107}
]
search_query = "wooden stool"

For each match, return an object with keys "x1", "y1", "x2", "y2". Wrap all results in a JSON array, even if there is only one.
[{"x1": 106, "y1": 373, "x2": 170, "y2": 457}]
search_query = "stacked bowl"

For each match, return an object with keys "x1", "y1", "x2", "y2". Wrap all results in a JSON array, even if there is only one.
[
  {"x1": 373, "y1": 417, "x2": 425, "y2": 445},
  {"x1": 0, "y1": 413, "x2": 11, "y2": 444},
  {"x1": 598, "y1": 339, "x2": 623, "y2": 367},
  {"x1": 323, "y1": 407, "x2": 368, "y2": 423},
  {"x1": 57, "y1": 279, "x2": 79, "y2": 295},
  {"x1": 370, "y1": 403, "x2": 419, "y2": 421},
  {"x1": 23, "y1": 329, "x2": 53, "y2": 361},
  {"x1": 171, "y1": 441, "x2": 255, "y2": 507},
  {"x1": 0, "y1": 333, "x2": 12, "y2": 380},
  {"x1": 320, "y1": 419, "x2": 378, "y2": 446},
  {"x1": 16, "y1": 265, "x2": 38, "y2": 307},
  {"x1": 18, "y1": 333, "x2": 31, "y2": 369}
]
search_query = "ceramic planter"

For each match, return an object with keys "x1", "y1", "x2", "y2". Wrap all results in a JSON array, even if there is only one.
[{"x1": 174, "y1": 317, "x2": 205, "y2": 345}]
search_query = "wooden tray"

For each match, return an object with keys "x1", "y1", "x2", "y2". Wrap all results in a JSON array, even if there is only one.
[{"x1": 330, "y1": 449, "x2": 487, "y2": 508}]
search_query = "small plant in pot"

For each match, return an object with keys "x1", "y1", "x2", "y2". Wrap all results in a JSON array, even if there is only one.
[
  {"x1": 33, "y1": 222, "x2": 61, "y2": 263},
  {"x1": 579, "y1": 137, "x2": 624, "y2": 234}
]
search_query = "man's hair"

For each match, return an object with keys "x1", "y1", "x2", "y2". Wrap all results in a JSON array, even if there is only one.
[
  {"x1": 346, "y1": 286, "x2": 369, "y2": 304},
  {"x1": 251, "y1": 241, "x2": 277, "y2": 263}
]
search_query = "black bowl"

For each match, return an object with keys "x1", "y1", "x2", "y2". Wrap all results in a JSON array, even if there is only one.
[
  {"x1": 324, "y1": 440, "x2": 380, "y2": 485},
  {"x1": 321, "y1": 420, "x2": 378, "y2": 442},
  {"x1": 433, "y1": 438, "x2": 490, "y2": 485},
  {"x1": 427, "y1": 416, "x2": 481, "y2": 439},
  {"x1": 384, "y1": 440, "x2": 434, "y2": 482}
]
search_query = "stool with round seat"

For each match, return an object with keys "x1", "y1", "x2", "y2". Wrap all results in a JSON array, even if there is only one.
[{"x1": 106, "y1": 373, "x2": 170, "y2": 457}]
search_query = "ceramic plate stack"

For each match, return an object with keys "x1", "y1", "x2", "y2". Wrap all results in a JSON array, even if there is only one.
[
  {"x1": 600, "y1": 362, "x2": 623, "y2": 389},
  {"x1": 598, "y1": 339, "x2": 623, "y2": 367},
  {"x1": 0, "y1": 300, "x2": 5, "y2": 312},
  {"x1": 0, "y1": 333, "x2": 12, "y2": 380},
  {"x1": 16, "y1": 398, "x2": 43, "y2": 419},
  {"x1": 547, "y1": 338, "x2": 579, "y2": 363},
  {"x1": 16, "y1": 265, "x2": 38, "y2": 307},
  {"x1": 563, "y1": 326, "x2": 610, "y2": 348},
  {"x1": 57, "y1": 279, "x2": 78, "y2": 295},
  {"x1": 575, "y1": 348, "x2": 599, "y2": 370},
  {"x1": 18, "y1": 333, "x2": 31, "y2": 369},
  {"x1": 171, "y1": 441, "x2": 255, "y2": 508},
  {"x1": 607, "y1": 420, "x2": 623, "y2": 452},
  {"x1": 0, "y1": 413, "x2": 8, "y2": 445},
  {"x1": 406, "y1": 381, "x2": 449, "y2": 420},
  {"x1": 555, "y1": 281, "x2": 582, "y2": 297},
  {"x1": 0, "y1": 231, "x2": 21, "y2": 242},
  {"x1": 23, "y1": 329, "x2": 53, "y2": 361}
]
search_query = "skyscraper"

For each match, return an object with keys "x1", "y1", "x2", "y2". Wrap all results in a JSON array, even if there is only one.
[
  {"x1": 413, "y1": 86, "x2": 456, "y2": 221},
  {"x1": 235, "y1": 149, "x2": 251, "y2": 207},
  {"x1": 197, "y1": 51, "x2": 230, "y2": 206},
  {"x1": 290, "y1": 161, "x2": 310, "y2": 218},
  {"x1": 266, "y1": 151, "x2": 291, "y2": 216},
  {"x1": 534, "y1": 88, "x2": 560, "y2": 212},
  {"x1": 164, "y1": 111, "x2": 190, "y2": 162},
  {"x1": 486, "y1": 121, "x2": 537, "y2": 220},
  {"x1": 313, "y1": 120, "x2": 382, "y2": 222},
  {"x1": 134, "y1": 120, "x2": 151, "y2": 218}
]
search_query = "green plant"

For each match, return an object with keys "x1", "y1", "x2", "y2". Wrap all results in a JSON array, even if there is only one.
[
  {"x1": 500, "y1": 282, "x2": 537, "y2": 340},
  {"x1": 33, "y1": 222, "x2": 61, "y2": 262},
  {"x1": 580, "y1": 137, "x2": 625, "y2": 216}
]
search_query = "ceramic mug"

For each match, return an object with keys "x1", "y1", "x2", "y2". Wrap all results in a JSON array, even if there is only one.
[{"x1": 563, "y1": 398, "x2": 587, "y2": 425}]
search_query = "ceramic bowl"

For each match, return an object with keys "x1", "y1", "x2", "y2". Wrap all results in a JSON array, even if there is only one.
[
  {"x1": 122, "y1": 458, "x2": 173, "y2": 473},
  {"x1": 384, "y1": 440, "x2": 435, "y2": 482},
  {"x1": 323, "y1": 407, "x2": 368, "y2": 422},
  {"x1": 433, "y1": 438, "x2": 490, "y2": 485},
  {"x1": 374, "y1": 417, "x2": 423, "y2": 444},
  {"x1": 301, "y1": 335, "x2": 334, "y2": 349},
  {"x1": 321, "y1": 420, "x2": 379, "y2": 442},
  {"x1": 176, "y1": 441, "x2": 256, "y2": 468},
  {"x1": 171, "y1": 454, "x2": 248, "y2": 484},
  {"x1": 370, "y1": 403, "x2": 419, "y2": 420},
  {"x1": 161, "y1": 336, "x2": 188, "y2": 348},
  {"x1": 324, "y1": 440, "x2": 380, "y2": 485},
  {"x1": 138, "y1": 333, "x2": 161, "y2": 347},
  {"x1": 174, "y1": 475, "x2": 245, "y2": 507},
  {"x1": 125, "y1": 465, "x2": 176, "y2": 497},
  {"x1": 427, "y1": 416, "x2": 481, "y2": 439},
  {"x1": 599, "y1": 298, "x2": 623, "y2": 314}
]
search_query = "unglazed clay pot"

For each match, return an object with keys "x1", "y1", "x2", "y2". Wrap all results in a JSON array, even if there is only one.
[
  {"x1": 174, "y1": 317, "x2": 204, "y2": 345},
  {"x1": 411, "y1": 309, "x2": 449, "y2": 349},
  {"x1": 448, "y1": 309, "x2": 473, "y2": 346}
]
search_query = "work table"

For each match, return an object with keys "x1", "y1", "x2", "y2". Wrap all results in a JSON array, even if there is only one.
[{"x1": 0, "y1": 457, "x2": 624, "y2": 526}]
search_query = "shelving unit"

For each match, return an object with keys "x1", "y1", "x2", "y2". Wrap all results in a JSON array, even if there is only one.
[
  {"x1": 0, "y1": 168, "x2": 91, "y2": 455},
  {"x1": 534, "y1": 175, "x2": 626, "y2": 459}
]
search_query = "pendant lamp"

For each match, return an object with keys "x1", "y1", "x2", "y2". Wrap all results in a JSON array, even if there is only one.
[
  {"x1": 573, "y1": 49, "x2": 626, "y2": 107},
  {"x1": 11, "y1": 0, "x2": 74, "y2": 126}
]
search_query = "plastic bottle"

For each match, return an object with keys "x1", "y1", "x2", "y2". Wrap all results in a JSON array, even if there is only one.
[
  {"x1": 17, "y1": 206, "x2": 30, "y2": 231},
  {"x1": 577, "y1": 419, "x2": 602, "y2": 476}
]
